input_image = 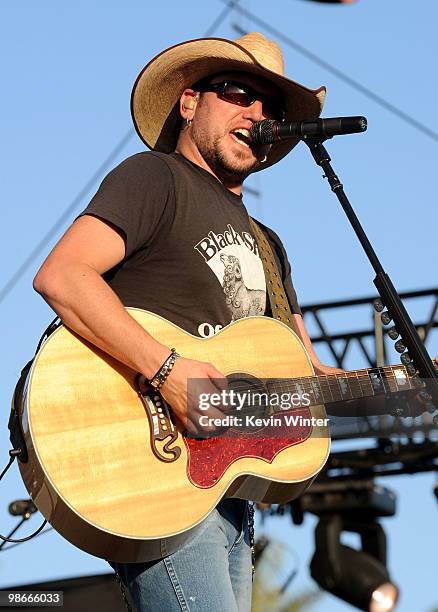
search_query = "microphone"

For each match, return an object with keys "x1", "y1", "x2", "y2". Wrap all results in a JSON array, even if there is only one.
[
  {"x1": 8, "y1": 499, "x2": 37, "y2": 517},
  {"x1": 250, "y1": 116, "x2": 367, "y2": 144}
]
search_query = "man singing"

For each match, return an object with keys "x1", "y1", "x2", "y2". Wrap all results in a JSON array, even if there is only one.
[{"x1": 34, "y1": 32, "x2": 336, "y2": 611}]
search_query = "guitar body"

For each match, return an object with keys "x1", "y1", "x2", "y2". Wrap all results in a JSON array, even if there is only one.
[{"x1": 18, "y1": 310, "x2": 329, "y2": 562}]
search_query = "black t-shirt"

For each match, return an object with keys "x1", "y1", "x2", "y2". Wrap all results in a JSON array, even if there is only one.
[{"x1": 79, "y1": 152, "x2": 301, "y2": 337}]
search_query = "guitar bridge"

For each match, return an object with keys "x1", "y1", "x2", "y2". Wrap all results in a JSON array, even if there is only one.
[{"x1": 135, "y1": 375, "x2": 181, "y2": 463}]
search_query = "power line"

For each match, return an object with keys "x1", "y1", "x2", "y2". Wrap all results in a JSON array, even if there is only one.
[
  {"x1": 0, "y1": 1, "x2": 240, "y2": 306},
  {"x1": 226, "y1": 1, "x2": 438, "y2": 141},
  {"x1": 0, "y1": 130, "x2": 134, "y2": 304},
  {"x1": 204, "y1": 0, "x2": 240, "y2": 37}
]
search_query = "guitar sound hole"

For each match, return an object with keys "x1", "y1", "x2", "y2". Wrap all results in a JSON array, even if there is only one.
[{"x1": 226, "y1": 373, "x2": 270, "y2": 432}]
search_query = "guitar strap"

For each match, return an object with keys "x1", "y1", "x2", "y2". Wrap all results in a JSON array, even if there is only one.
[{"x1": 249, "y1": 218, "x2": 299, "y2": 336}]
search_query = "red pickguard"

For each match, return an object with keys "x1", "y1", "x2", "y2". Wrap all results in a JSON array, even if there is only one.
[{"x1": 184, "y1": 408, "x2": 312, "y2": 488}]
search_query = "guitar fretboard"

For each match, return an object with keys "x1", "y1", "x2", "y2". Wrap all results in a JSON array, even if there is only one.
[{"x1": 266, "y1": 364, "x2": 417, "y2": 408}]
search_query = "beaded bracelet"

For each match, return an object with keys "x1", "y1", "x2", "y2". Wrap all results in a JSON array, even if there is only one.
[{"x1": 149, "y1": 348, "x2": 180, "y2": 390}]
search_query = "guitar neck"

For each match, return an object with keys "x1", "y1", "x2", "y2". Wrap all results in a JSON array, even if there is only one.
[{"x1": 268, "y1": 363, "x2": 419, "y2": 407}]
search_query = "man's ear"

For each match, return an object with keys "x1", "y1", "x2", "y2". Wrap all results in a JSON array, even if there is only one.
[{"x1": 180, "y1": 89, "x2": 199, "y2": 120}]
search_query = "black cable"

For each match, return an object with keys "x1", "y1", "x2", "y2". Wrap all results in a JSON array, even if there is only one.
[
  {"x1": 0, "y1": 454, "x2": 16, "y2": 481},
  {"x1": 0, "y1": 1, "x2": 240, "y2": 307},
  {"x1": 0, "y1": 454, "x2": 49, "y2": 544},
  {"x1": 0, "y1": 519, "x2": 48, "y2": 545},
  {"x1": 226, "y1": 1, "x2": 438, "y2": 141},
  {"x1": 0, "y1": 526, "x2": 53, "y2": 552}
]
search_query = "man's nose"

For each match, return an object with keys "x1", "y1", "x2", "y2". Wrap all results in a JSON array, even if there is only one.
[{"x1": 243, "y1": 99, "x2": 264, "y2": 122}]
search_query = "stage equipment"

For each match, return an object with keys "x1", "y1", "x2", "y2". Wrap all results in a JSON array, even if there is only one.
[
  {"x1": 252, "y1": 116, "x2": 438, "y2": 415},
  {"x1": 300, "y1": 479, "x2": 398, "y2": 611},
  {"x1": 8, "y1": 499, "x2": 37, "y2": 517},
  {"x1": 286, "y1": 432, "x2": 437, "y2": 609},
  {"x1": 250, "y1": 116, "x2": 366, "y2": 142},
  {"x1": 299, "y1": 132, "x2": 438, "y2": 416},
  {"x1": 301, "y1": 288, "x2": 438, "y2": 371},
  {"x1": 310, "y1": 516, "x2": 399, "y2": 611},
  {"x1": 0, "y1": 491, "x2": 46, "y2": 551}
]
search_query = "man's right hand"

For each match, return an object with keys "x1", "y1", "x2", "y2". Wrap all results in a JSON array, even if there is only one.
[{"x1": 159, "y1": 357, "x2": 229, "y2": 435}]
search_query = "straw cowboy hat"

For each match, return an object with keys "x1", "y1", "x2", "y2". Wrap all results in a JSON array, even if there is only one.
[{"x1": 131, "y1": 32, "x2": 326, "y2": 170}]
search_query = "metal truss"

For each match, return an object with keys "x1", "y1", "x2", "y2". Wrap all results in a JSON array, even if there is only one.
[{"x1": 302, "y1": 287, "x2": 438, "y2": 369}]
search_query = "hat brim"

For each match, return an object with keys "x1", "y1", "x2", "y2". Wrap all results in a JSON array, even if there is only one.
[{"x1": 131, "y1": 37, "x2": 326, "y2": 171}]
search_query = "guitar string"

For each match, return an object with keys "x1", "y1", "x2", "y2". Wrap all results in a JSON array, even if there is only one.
[
  {"x1": 197, "y1": 365, "x2": 421, "y2": 414},
  {"x1": 215, "y1": 366, "x2": 418, "y2": 397}
]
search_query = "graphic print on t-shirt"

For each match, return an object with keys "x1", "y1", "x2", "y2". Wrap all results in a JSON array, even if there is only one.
[
  {"x1": 220, "y1": 253, "x2": 265, "y2": 320},
  {"x1": 194, "y1": 223, "x2": 266, "y2": 325}
]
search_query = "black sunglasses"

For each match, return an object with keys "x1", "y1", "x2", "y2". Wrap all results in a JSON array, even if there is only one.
[{"x1": 195, "y1": 79, "x2": 286, "y2": 122}]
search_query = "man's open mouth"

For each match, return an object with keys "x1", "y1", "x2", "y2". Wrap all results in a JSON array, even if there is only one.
[{"x1": 230, "y1": 128, "x2": 252, "y2": 148}]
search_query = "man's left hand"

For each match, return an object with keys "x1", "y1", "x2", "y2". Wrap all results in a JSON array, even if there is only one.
[{"x1": 313, "y1": 363, "x2": 344, "y2": 376}]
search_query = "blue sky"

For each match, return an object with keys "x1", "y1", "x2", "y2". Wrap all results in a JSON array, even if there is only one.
[{"x1": 1, "y1": 2, "x2": 437, "y2": 611}]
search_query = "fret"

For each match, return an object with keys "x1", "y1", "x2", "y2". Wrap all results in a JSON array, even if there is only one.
[
  {"x1": 356, "y1": 369, "x2": 374, "y2": 398},
  {"x1": 368, "y1": 368, "x2": 387, "y2": 395},
  {"x1": 327, "y1": 375, "x2": 341, "y2": 402},
  {"x1": 343, "y1": 370, "x2": 363, "y2": 400},
  {"x1": 293, "y1": 378, "x2": 305, "y2": 400},
  {"x1": 297, "y1": 377, "x2": 313, "y2": 406},
  {"x1": 389, "y1": 365, "x2": 413, "y2": 392},
  {"x1": 268, "y1": 377, "x2": 313, "y2": 411},
  {"x1": 268, "y1": 361, "x2": 418, "y2": 411},
  {"x1": 383, "y1": 368, "x2": 398, "y2": 394},
  {"x1": 319, "y1": 375, "x2": 334, "y2": 403},
  {"x1": 282, "y1": 375, "x2": 321, "y2": 406},
  {"x1": 335, "y1": 374, "x2": 354, "y2": 400},
  {"x1": 309, "y1": 378, "x2": 323, "y2": 404},
  {"x1": 266, "y1": 378, "x2": 285, "y2": 410}
]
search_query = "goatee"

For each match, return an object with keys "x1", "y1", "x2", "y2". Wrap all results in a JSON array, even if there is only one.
[{"x1": 200, "y1": 138, "x2": 260, "y2": 188}]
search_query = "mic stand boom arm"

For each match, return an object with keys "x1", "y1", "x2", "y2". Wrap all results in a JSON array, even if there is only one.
[{"x1": 304, "y1": 137, "x2": 438, "y2": 413}]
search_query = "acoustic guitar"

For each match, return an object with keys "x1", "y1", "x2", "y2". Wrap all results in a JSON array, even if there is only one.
[{"x1": 15, "y1": 309, "x2": 419, "y2": 562}]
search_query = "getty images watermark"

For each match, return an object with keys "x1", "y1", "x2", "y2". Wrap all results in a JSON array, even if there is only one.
[
  {"x1": 186, "y1": 381, "x2": 330, "y2": 438},
  {"x1": 186, "y1": 375, "x2": 438, "y2": 439}
]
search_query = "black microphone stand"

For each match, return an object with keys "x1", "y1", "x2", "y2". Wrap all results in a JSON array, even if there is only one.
[{"x1": 304, "y1": 136, "x2": 438, "y2": 416}]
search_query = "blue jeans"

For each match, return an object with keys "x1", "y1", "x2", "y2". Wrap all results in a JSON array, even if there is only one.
[{"x1": 109, "y1": 499, "x2": 252, "y2": 612}]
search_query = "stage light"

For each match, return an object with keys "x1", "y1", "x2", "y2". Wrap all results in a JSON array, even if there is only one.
[
  {"x1": 311, "y1": 544, "x2": 399, "y2": 610},
  {"x1": 302, "y1": 0, "x2": 356, "y2": 4},
  {"x1": 310, "y1": 515, "x2": 399, "y2": 611},
  {"x1": 370, "y1": 582, "x2": 399, "y2": 612}
]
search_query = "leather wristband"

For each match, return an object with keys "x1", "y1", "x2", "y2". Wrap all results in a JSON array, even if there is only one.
[{"x1": 149, "y1": 348, "x2": 180, "y2": 390}]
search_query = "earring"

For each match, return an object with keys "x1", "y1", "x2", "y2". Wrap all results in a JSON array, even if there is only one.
[
  {"x1": 185, "y1": 118, "x2": 192, "y2": 128},
  {"x1": 259, "y1": 155, "x2": 267, "y2": 163}
]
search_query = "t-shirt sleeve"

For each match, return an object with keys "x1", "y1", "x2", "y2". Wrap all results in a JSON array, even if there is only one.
[
  {"x1": 78, "y1": 152, "x2": 175, "y2": 258},
  {"x1": 256, "y1": 220, "x2": 302, "y2": 316}
]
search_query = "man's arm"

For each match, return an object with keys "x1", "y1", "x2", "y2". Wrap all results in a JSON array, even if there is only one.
[
  {"x1": 33, "y1": 215, "x2": 171, "y2": 378},
  {"x1": 33, "y1": 215, "x2": 226, "y2": 432},
  {"x1": 292, "y1": 314, "x2": 343, "y2": 374}
]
